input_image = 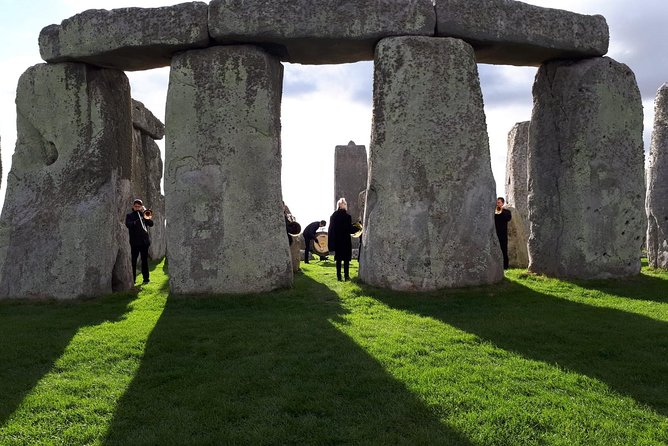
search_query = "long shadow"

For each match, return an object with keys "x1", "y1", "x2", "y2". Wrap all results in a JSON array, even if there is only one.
[
  {"x1": 0, "y1": 291, "x2": 138, "y2": 426},
  {"x1": 103, "y1": 274, "x2": 472, "y2": 445},
  {"x1": 360, "y1": 278, "x2": 668, "y2": 417},
  {"x1": 564, "y1": 272, "x2": 668, "y2": 303}
]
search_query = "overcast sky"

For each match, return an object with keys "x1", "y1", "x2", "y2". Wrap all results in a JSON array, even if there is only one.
[{"x1": 0, "y1": 0, "x2": 666, "y2": 226}]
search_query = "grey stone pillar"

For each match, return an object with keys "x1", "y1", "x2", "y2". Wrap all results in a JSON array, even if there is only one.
[
  {"x1": 528, "y1": 57, "x2": 645, "y2": 278},
  {"x1": 334, "y1": 141, "x2": 368, "y2": 223},
  {"x1": 505, "y1": 121, "x2": 530, "y2": 269},
  {"x1": 130, "y1": 99, "x2": 166, "y2": 260},
  {"x1": 359, "y1": 36, "x2": 503, "y2": 291},
  {"x1": 0, "y1": 63, "x2": 134, "y2": 299},
  {"x1": 505, "y1": 206, "x2": 529, "y2": 269},
  {"x1": 505, "y1": 121, "x2": 530, "y2": 234},
  {"x1": 647, "y1": 83, "x2": 668, "y2": 269},
  {"x1": 165, "y1": 45, "x2": 292, "y2": 295}
]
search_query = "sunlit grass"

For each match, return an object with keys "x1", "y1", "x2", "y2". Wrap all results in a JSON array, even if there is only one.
[{"x1": 0, "y1": 259, "x2": 666, "y2": 445}]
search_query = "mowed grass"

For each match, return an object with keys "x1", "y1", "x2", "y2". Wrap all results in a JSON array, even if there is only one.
[{"x1": 0, "y1": 260, "x2": 666, "y2": 445}]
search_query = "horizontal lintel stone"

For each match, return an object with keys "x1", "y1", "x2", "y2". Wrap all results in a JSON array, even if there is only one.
[
  {"x1": 208, "y1": 0, "x2": 436, "y2": 64},
  {"x1": 39, "y1": 2, "x2": 210, "y2": 71},
  {"x1": 435, "y1": 0, "x2": 609, "y2": 66},
  {"x1": 131, "y1": 99, "x2": 164, "y2": 140}
]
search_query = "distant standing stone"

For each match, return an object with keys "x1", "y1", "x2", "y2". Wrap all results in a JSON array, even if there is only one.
[
  {"x1": 646, "y1": 83, "x2": 668, "y2": 269},
  {"x1": 504, "y1": 206, "x2": 529, "y2": 269},
  {"x1": 334, "y1": 141, "x2": 368, "y2": 225},
  {"x1": 505, "y1": 121, "x2": 530, "y2": 236},
  {"x1": 528, "y1": 57, "x2": 645, "y2": 278}
]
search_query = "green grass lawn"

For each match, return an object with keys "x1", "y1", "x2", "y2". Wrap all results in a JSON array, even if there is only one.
[{"x1": 0, "y1": 260, "x2": 666, "y2": 445}]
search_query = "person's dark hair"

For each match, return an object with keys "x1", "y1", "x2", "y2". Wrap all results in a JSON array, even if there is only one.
[
  {"x1": 133, "y1": 199, "x2": 143, "y2": 205},
  {"x1": 497, "y1": 197, "x2": 505, "y2": 203},
  {"x1": 320, "y1": 220, "x2": 326, "y2": 226}
]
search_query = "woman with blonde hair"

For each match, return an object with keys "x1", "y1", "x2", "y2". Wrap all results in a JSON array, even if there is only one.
[{"x1": 328, "y1": 198, "x2": 358, "y2": 281}]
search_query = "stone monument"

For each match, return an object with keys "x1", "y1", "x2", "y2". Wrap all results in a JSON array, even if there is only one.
[
  {"x1": 528, "y1": 57, "x2": 645, "y2": 279},
  {"x1": 646, "y1": 83, "x2": 668, "y2": 269}
]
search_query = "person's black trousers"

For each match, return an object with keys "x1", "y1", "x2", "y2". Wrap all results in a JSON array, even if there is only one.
[
  {"x1": 304, "y1": 237, "x2": 313, "y2": 263},
  {"x1": 498, "y1": 236, "x2": 509, "y2": 270},
  {"x1": 131, "y1": 245, "x2": 150, "y2": 282},
  {"x1": 336, "y1": 260, "x2": 350, "y2": 281}
]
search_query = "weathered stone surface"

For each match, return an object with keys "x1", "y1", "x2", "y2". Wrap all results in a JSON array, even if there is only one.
[
  {"x1": 208, "y1": 0, "x2": 435, "y2": 64},
  {"x1": 647, "y1": 83, "x2": 668, "y2": 269},
  {"x1": 505, "y1": 121, "x2": 530, "y2": 236},
  {"x1": 39, "y1": 2, "x2": 210, "y2": 71},
  {"x1": 505, "y1": 206, "x2": 529, "y2": 269},
  {"x1": 435, "y1": 0, "x2": 609, "y2": 66},
  {"x1": 358, "y1": 190, "x2": 367, "y2": 224},
  {"x1": 360, "y1": 36, "x2": 503, "y2": 291},
  {"x1": 0, "y1": 63, "x2": 134, "y2": 299},
  {"x1": 130, "y1": 129, "x2": 166, "y2": 260},
  {"x1": 334, "y1": 141, "x2": 368, "y2": 225},
  {"x1": 289, "y1": 235, "x2": 303, "y2": 272},
  {"x1": 132, "y1": 99, "x2": 165, "y2": 140},
  {"x1": 165, "y1": 45, "x2": 292, "y2": 294},
  {"x1": 528, "y1": 57, "x2": 645, "y2": 279}
]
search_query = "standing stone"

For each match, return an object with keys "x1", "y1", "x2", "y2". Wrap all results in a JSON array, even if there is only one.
[
  {"x1": 505, "y1": 121, "x2": 530, "y2": 237},
  {"x1": 528, "y1": 57, "x2": 645, "y2": 279},
  {"x1": 505, "y1": 206, "x2": 529, "y2": 269},
  {"x1": 130, "y1": 99, "x2": 166, "y2": 260},
  {"x1": 165, "y1": 45, "x2": 292, "y2": 295},
  {"x1": 360, "y1": 36, "x2": 503, "y2": 291},
  {"x1": 289, "y1": 235, "x2": 303, "y2": 273},
  {"x1": 0, "y1": 63, "x2": 133, "y2": 299},
  {"x1": 334, "y1": 141, "x2": 368, "y2": 224},
  {"x1": 647, "y1": 83, "x2": 668, "y2": 269}
]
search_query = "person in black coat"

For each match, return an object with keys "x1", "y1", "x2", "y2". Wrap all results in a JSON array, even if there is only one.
[
  {"x1": 328, "y1": 198, "x2": 358, "y2": 281},
  {"x1": 125, "y1": 199, "x2": 154, "y2": 284},
  {"x1": 494, "y1": 197, "x2": 512, "y2": 270},
  {"x1": 302, "y1": 220, "x2": 326, "y2": 263}
]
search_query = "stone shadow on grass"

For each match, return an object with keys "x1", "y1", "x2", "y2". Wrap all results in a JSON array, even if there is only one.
[
  {"x1": 563, "y1": 272, "x2": 668, "y2": 303},
  {"x1": 0, "y1": 291, "x2": 138, "y2": 427},
  {"x1": 359, "y1": 278, "x2": 668, "y2": 417},
  {"x1": 103, "y1": 274, "x2": 472, "y2": 445}
]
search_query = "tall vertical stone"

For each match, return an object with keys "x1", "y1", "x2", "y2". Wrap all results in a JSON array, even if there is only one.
[
  {"x1": 505, "y1": 121, "x2": 530, "y2": 233},
  {"x1": 360, "y1": 36, "x2": 503, "y2": 291},
  {"x1": 505, "y1": 206, "x2": 529, "y2": 268},
  {"x1": 528, "y1": 57, "x2": 645, "y2": 278},
  {"x1": 0, "y1": 63, "x2": 133, "y2": 299},
  {"x1": 165, "y1": 45, "x2": 292, "y2": 295},
  {"x1": 130, "y1": 99, "x2": 166, "y2": 260},
  {"x1": 647, "y1": 83, "x2": 668, "y2": 269},
  {"x1": 505, "y1": 121, "x2": 530, "y2": 268},
  {"x1": 334, "y1": 141, "x2": 368, "y2": 224}
]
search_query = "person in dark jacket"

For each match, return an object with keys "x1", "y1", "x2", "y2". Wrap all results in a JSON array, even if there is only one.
[
  {"x1": 494, "y1": 197, "x2": 512, "y2": 270},
  {"x1": 328, "y1": 198, "x2": 358, "y2": 281},
  {"x1": 302, "y1": 220, "x2": 326, "y2": 263},
  {"x1": 125, "y1": 199, "x2": 154, "y2": 284}
]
